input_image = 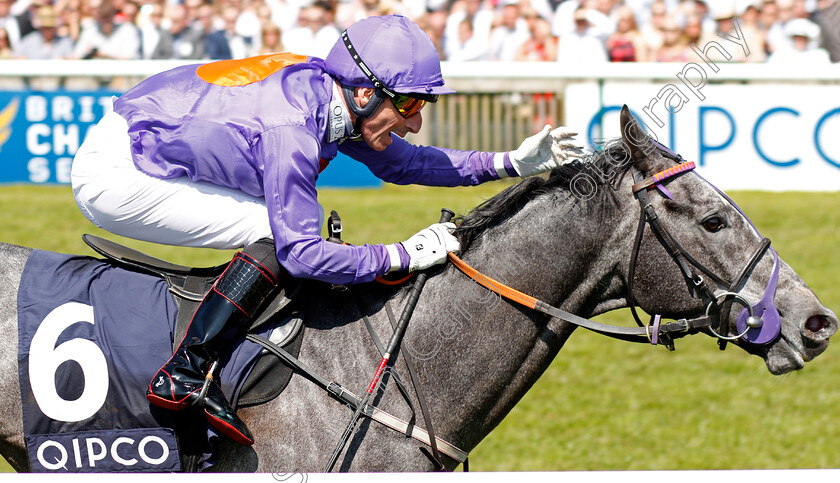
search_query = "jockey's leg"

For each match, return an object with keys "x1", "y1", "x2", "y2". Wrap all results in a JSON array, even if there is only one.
[
  {"x1": 71, "y1": 107, "x2": 296, "y2": 445},
  {"x1": 71, "y1": 110, "x2": 275, "y2": 249},
  {"x1": 146, "y1": 239, "x2": 284, "y2": 445}
]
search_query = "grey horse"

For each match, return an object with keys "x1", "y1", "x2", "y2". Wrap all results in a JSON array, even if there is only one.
[{"x1": 0, "y1": 107, "x2": 836, "y2": 472}]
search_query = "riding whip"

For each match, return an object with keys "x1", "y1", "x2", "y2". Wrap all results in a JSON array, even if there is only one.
[{"x1": 324, "y1": 208, "x2": 455, "y2": 472}]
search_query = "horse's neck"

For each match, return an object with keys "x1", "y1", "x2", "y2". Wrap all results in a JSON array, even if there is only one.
[
  {"x1": 411, "y1": 192, "x2": 632, "y2": 453},
  {"x1": 459, "y1": 191, "x2": 631, "y2": 315}
]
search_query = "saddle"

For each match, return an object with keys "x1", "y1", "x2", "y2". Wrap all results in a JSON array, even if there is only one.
[{"x1": 82, "y1": 235, "x2": 303, "y2": 412}]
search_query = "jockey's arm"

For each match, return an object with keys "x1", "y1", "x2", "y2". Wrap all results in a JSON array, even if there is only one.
[
  {"x1": 338, "y1": 134, "x2": 515, "y2": 187},
  {"x1": 259, "y1": 126, "x2": 398, "y2": 285},
  {"x1": 338, "y1": 128, "x2": 584, "y2": 185}
]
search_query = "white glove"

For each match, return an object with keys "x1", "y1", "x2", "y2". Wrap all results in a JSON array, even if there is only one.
[
  {"x1": 399, "y1": 222, "x2": 460, "y2": 272},
  {"x1": 508, "y1": 125, "x2": 585, "y2": 177}
]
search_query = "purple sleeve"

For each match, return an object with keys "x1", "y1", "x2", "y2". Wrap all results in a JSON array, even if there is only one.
[
  {"x1": 396, "y1": 243, "x2": 410, "y2": 271},
  {"x1": 502, "y1": 153, "x2": 518, "y2": 177},
  {"x1": 338, "y1": 135, "x2": 506, "y2": 186},
  {"x1": 256, "y1": 126, "x2": 394, "y2": 284}
]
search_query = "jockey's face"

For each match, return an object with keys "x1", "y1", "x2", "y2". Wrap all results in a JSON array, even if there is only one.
[{"x1": 355, "y1": 87, "x2": 423, "y2": 151}]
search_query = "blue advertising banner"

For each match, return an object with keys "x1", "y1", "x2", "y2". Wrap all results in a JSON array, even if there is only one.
[
  {"x1": 0, "y1": 90, "x2": 381, "y2": 188},
  {"x1": 0, "y1": 91, "x2": 115, "y2": 184}
]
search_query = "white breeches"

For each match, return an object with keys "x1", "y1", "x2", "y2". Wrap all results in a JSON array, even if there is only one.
[{"x1": 71, "y1": 111, "x2": 274, "y2": 250}]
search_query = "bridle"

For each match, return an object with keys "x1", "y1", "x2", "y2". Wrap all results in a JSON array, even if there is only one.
[
  {"x1": 626, "y1": 143, "x2": 782, "y2": 349},
  {"x1": 449, "y1": 144, "x2": 784, "y2": 350}
]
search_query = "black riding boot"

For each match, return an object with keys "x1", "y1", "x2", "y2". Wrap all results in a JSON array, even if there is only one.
[{"x1": 147, "y1": 241, "x2": 282, "y2": 446}]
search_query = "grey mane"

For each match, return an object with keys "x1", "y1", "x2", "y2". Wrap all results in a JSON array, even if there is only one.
[{"x1": 455, "y1": 141, "x2": 633, "y2": 251}]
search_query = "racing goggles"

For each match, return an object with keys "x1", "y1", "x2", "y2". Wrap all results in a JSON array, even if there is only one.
[
  {"x1": 341, "y1": 30, "x2": 438, "y2": 119},
  {"x1": 391, "y1": 92, "x2": 438, "y2": 118}
]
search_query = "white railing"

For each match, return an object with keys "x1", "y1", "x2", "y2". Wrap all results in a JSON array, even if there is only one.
[
  {"x1": 2, "y1": 60, "x2": 837, "y2": 151},
  {"x1": 1, "y1": 60, "x2": 838, "y2": 82}
]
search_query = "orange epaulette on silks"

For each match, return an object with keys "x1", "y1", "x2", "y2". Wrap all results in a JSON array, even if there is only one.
[{"x1": 196, "y1": 53, "x2": 309, "y2": 87}]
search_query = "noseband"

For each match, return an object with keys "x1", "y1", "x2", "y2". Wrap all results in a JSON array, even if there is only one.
[{"x1": 627, "y1": 146, "x2": 782, "y2": 349}]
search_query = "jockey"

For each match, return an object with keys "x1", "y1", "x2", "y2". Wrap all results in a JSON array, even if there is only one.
[{"x1": 70, "y1": 14, "x2": 583, "y2": 446}]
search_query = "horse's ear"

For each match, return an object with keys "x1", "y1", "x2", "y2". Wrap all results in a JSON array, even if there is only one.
[{"x1": 619, "y1": 105, "x2": 657, "y2": 173}]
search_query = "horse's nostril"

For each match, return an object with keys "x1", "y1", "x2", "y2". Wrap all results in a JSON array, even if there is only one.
[{"x1": 805, "y1": 315, "x2": 830, "y2": 333}]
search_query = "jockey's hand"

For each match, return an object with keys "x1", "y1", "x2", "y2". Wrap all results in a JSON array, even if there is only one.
[
  {"x1": 400, "y1": 222, "x2": 460, "y2": 272},
  {"x1": 509, "y1": 125, "x2": 585, "y2": 177}
]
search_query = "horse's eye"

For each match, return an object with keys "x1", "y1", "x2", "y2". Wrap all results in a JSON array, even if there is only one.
[{"x1": 702, "y1": 216, "x2": 725, "y2": 232}]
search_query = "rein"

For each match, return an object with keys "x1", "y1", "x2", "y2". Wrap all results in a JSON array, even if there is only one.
[
  {"x1": 448, "y1": 155, "x2": 781, "y2": 349},
  {"x1": 447, "y1": 253, "x2": 710, "y2": 345}
]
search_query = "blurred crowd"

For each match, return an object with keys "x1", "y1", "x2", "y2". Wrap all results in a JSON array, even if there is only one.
[{"x1": 0, "y1": 0, "x2": 837, "y2": 63}]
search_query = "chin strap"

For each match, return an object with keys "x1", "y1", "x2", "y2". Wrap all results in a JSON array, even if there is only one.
[
  {"x1": 341, "y1": 84, "x2": 387, "y2": 141},
  {"x1": 345, "y1": 119, "x2": 363, "y2": 142}
]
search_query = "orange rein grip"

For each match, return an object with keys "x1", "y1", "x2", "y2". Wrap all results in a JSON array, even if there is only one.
[
  {"x1": 334, "y1": 240, "x2": 415, "y2": 286},
  {"x1": 375, "y1": 273, "x2": 416, "y2": 285},
  {"x1": 447, "y1": 253, "x2": 538, "y2": 310}
]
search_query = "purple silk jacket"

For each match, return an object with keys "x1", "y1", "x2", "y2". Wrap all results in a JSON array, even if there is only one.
[{"x1": 113, "y1": 54, "x2": 511, "y2": 285}]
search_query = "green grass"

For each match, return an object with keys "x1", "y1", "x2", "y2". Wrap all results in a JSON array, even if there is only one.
[{"x1": 0, "y1": 184, "x2": 838, "y2": 472}]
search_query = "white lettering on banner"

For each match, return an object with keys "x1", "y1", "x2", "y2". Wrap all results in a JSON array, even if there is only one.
[
  {"x1": 24, "y1": 95, "x2": 112, "y2": 123},
  {"x1": 111, "y1": 437, "x2": 137, "y2": 466},
  {"x1": 52, "y1": 96, "x2": 74, "y2": 122},
  {"x1": 26, "y1": 124, "x2": 50, "y2": 155},
  {"x1": 25, "y1": 95, "x2": 47, "y2": 122},
  {"x1": 53, "y1": 124, "x2": 80, "y2": 155},
  {"x1": 28, "y1": 157, "x2": 73, "y2": 183},
  {"x1": 78, "y1": 96, "x2": 96, "y2": 122},
  {"x1": 56, "y1": 157, "x2": 72, "y2": 183},
  {"x1": 98, "y1": 96, "x2": 113, "y2": 114},
  {"x1": 28, "y1": 158, "x2": 50, "y2": 183},
  {"x1": 16, "y1": 94, "x2": 113, "y2": 183},
  {"x1": 72, "y1": 438, "x2": 82, "y2": 468},
  {"x1": 86, "y1": 438, "x2": 106, "y2": 467},
  {"x1": 37, "y1": 441, "x2": 68, "y2": 471},
  {"x1": 35, "y1": 436, "x2": 170, "y2": 470},
  {"x1": 138, "y1": 436, "x2": 169, "y2": 465},
  {"x1": 26, "y1": 124, "x2": 83, "y2": 157}
]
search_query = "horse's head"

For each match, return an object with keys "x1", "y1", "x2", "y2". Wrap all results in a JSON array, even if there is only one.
[{"x1": 617, "y1": 105, "x2": 837, "y2": 374}]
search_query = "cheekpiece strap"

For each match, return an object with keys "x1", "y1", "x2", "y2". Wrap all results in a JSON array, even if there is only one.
[
  {"x1": 652, "y1": 139, "x2": 682, "y2": 161},
  {"x1": 632, "y1": 161, "x2": 696, "y2": 194}
]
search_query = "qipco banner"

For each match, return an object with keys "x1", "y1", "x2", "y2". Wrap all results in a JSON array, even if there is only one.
[
  {"x1": 0, "y1": 91, "x2": 117, "y2": 184},
  {"x1": 564, "y1": 82, "x2": 840, "y2": 191}
]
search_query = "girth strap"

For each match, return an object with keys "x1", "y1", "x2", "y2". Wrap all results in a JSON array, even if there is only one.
[
  {"x1": 382, "y1": 302, "x2": 445, "y2": 470},
  {"x1": 244, "y1": 334, "x2": 469, "y2": 464},
  {"x1": 361, "y1": 314, "x2": 420, "y2": 435}
]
